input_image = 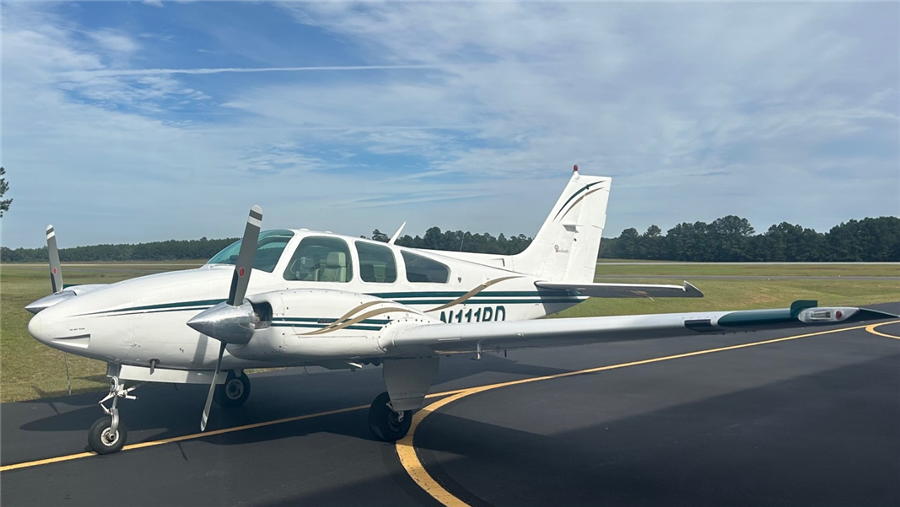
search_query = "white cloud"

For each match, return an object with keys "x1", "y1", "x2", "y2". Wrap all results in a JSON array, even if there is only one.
[
  {"x1": 69, "y1": 64, "x2": 440, "y2": 77},
  {"x1": 86, "y1": 29, "x2": 140, "y2": 54},
  {"x1": 1, "y1": 2, "x2": 897, "y2": 249},
  {"x1": 278, "y1": 2, "x2": 899, "y2": 231}
]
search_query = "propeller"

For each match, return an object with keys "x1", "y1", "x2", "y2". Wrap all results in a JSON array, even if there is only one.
[
  {"x1": 25, "y1": 226, "x2": 73, "y2": 394},
  {"x1": 25, "y1": 226, "x2": 76, "y2": 315},
  {"x1": 189, "y1": 205, "x2": 263, "y2": 432},
  {"x1": 47, "y1": 225, "x2": 64, "y2": 293}
]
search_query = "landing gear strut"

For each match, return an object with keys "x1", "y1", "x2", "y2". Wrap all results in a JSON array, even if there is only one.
[
  {"x1": 368, "y1": 391, "x2": 412, "y2": 442},
  {"x1": 214, "y1": 370, "x2": 251, "y2": 408},
  {"x1": 88, "y1": 375, "x2": 137, "y2": 454}
]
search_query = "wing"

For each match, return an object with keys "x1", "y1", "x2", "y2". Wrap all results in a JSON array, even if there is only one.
[
  {"x1": 535, "y1": 281, "x2": 703, "y2": 298},
  {"x1": 385, "y1": 301, "x2": 896, "y2": 353}
]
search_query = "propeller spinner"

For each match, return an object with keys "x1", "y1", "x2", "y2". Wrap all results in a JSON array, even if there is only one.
[{"x1": 187, "y1": 205, "x2": 263, "y2": 431}]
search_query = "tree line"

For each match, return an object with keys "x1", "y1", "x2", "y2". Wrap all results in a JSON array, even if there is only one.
[
  {"x1": 1, "y1": 237, "x2": 239, "y2": 263},
  {"x1": 600, "y1": 216, "x2": 900, "y2": 262},
  {"x1": 372, "y1": 227, "x2": 534, "y2": 255},
  {"x1": 1, "y1": 215, "x2": 897, "y2": 263}
]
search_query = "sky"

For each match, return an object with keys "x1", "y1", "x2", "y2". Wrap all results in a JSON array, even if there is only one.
[{"x1": 1, "y1": 1, "x2": 898, "y2": 249}]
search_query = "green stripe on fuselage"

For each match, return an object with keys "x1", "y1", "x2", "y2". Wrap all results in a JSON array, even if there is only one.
[
  {"x1": 82, "y1": 290, "x2": 581, "y2": 318},
  {"x1": 271, "y1": 323, "x2": 383, "y2": 331}
]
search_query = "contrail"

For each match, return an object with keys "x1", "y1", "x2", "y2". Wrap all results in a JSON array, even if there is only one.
[{"x1": 71, "y1": 65, "x2": 444, "y2": 77}]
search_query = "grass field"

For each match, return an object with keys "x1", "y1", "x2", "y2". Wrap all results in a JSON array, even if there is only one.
[
  {"x1": 1, "y1": 261, "x2": 205, "y2": 403},
  {"x1": 595, "y1": 262, "x2": 900, "y2": 277},
  {"x1": 2, "y1": 260, "x2": 899, "y2": 403}
]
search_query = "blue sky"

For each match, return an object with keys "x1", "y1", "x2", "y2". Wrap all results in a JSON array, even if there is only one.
[{"x1": 1, "y1": 1, "x2": 898, "y2": 249}]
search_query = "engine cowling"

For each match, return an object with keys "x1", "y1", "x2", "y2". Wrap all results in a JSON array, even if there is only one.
[{"x1": 226, "y1": 288, "x2": 439, "y2": 361}]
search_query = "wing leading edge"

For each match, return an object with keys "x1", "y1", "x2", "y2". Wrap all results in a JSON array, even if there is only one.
[{"x1": 385, "y1": 302, "x2": 897, "y2": 354}]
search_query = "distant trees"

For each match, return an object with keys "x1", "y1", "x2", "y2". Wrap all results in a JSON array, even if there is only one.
[
  {"x1": 0, "y1": 167, "x2": 12, "y2": 218},
  {"x1": 601, "y1": 215, "x2": 900, "y2": 262},
  {"x1": 1, "y1": 236, "x2": 238, "y2": 263},
  {"x1": 384, "y1": 227, "x2": 533, "y2": 255},
  {"x1": 2, "y1": 216, "x2": 897, "y2": 263},
  {"x1": 370, "y1": 229, "x2": 390, "y2": 242}
]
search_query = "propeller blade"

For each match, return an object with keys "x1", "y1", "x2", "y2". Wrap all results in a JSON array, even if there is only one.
[
  {"x1": 199, "y1": 205, "x2": 261, "y2": 431},
  {"x1": 227, "y1": 205, "x2": 262, "y2": 306},
  {"x1": 200, "y1": 342, "x2": 226, "y2": 432},
  {"x1": 46, "y1": 225, "x2": 63, "y2": 293}
]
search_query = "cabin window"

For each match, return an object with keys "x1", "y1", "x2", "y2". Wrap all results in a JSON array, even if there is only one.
[
  {"x1": 283, "y1": 237, "x2": 353, "y2": 283},
  {"x1": 207, "y1": 229, "x2": 294, "y2": 273},
  {"x1": 355, "y1": 241, "x2": 397, "y2": 283},
  {"x1": 402, "y1": 251, "x2": 449, "y2": 283}
]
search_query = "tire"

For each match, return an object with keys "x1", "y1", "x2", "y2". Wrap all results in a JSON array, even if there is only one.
[
  {"x1": 368, "y1": 392, "x2": 412, "y2": 442},
  {"x1": 88, "y1": 417, "x2": 127, "y2": 455},
  {"x1": 214, "y1": 370, "x2": 251, "y2": 408}
]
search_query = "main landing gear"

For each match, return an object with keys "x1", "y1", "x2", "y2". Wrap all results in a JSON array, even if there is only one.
[
  {"x1": 215, "y1": 370, "x2": 251, "y2": 408},
  {"x1": 368, "y1": 392, "x2": 413, "y2": 442}
]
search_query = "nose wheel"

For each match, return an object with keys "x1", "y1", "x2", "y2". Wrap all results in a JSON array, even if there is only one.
[
  {"x1": 368, "y1": 391, "x2": 412, "y2": 442},
  {"x1": 88, "y1": 417, "x2": 127, "y2": 455},
  {"x1": 88, "y1": 375, "x2": 137, "y2": 455}
]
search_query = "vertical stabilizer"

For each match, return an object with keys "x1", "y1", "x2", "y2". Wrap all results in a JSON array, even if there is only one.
[{"x1": 510, "y1": 168, "x2": 611, "y2": 283}]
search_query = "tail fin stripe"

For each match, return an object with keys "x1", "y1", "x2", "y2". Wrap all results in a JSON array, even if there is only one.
[
  {"x1": 557, "y1": 187, "x2": 605, "y2": 222},
  {"x1": 553, "y1": 182, "x2": 606, "y2": 221}
]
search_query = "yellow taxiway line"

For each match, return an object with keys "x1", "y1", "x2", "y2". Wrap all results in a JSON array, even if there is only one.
[
  {"x1": 0, "y1": 388, "x2": 467, "y2": 473},
  {"x1": 866, "y1": 322, "x2": 900, "y2": 340},
  {"x1": 394, "y1": 320, "x2": 900, "y2": 507}
]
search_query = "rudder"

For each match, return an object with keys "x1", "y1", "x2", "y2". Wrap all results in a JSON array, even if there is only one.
[{"x1": 509, "y1": 169, "x2": 611, "y2": 283}]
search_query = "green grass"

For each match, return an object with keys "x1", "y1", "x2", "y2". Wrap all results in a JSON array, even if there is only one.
[
  {"x1": 0, "y1": 262, "x2": 203, "y2": 402},
  {"x1": 595, "y1": 263, "x2": 900, "y2": 277},
  {"x1": 2, "y1": 261, "x2": 898, "y2": 403},
  {"x1": 554, "y1": 278, "x2": 900, "y2": 318}
]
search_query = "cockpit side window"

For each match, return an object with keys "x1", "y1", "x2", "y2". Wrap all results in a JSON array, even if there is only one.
[
  {"x1": 355, "y1": 241, "x2": 397, "y2": 283},
  {"x1": 401, "y1": 251, "x2": 449, "y2": 283},
  {"x1": 284, "y1": 237, "x2": 353, "y2": 283},
  {"x1": 206, "y1": 229, "x2": 294, "y2": 273}
]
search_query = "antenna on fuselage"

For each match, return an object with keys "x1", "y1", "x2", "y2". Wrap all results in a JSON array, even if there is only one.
[{"x1": 388, "y1": 222, "x2": 406, "y2": 245}]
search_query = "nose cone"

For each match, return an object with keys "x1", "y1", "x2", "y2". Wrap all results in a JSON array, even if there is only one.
[{"x1": 28, "y1": 313, "x2": 47, "y2": 344}]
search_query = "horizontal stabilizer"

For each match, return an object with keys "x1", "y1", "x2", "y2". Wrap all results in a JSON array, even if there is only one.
[{"x1": 536, "y1": 281, "x2": 703, "y2": 298}]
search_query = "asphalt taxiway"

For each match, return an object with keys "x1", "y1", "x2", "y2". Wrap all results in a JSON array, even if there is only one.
[{"x1": 3, "y1": 304, "x2": 899, "y2": 507}]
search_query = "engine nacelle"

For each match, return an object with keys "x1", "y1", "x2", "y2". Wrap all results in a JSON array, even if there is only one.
[{"x1": 227, "y1": 288, "x2": 439, "y2": 361}]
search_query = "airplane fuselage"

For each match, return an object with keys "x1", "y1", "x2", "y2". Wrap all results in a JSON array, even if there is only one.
[{"x1": 28, "y1": 230, "x2": 586, "y2": 372}]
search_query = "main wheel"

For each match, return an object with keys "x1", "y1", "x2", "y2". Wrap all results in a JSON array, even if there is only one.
[
  {"x1": 368, "y1": 392, "x2": 412, "y2": 442},
  {"x1": 215, "y1": 370, "x2": 251, "y2": 408},
  {"x1": 88, "y1": 417, "x2": 127, "y2": 455}
]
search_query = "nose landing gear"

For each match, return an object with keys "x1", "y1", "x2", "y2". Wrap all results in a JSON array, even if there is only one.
[{"x1": 88, "y1": 375, "x2": 137, "y2": 455}]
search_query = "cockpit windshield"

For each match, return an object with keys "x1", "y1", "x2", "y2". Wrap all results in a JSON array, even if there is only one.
[{"x1": 206, "y1": 229, "x2": 294, "y2": 273}]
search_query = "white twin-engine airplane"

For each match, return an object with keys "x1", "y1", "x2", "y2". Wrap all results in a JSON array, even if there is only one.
[{"x1": 26, "y1": 167, "x2": 894, "y2": 455}]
